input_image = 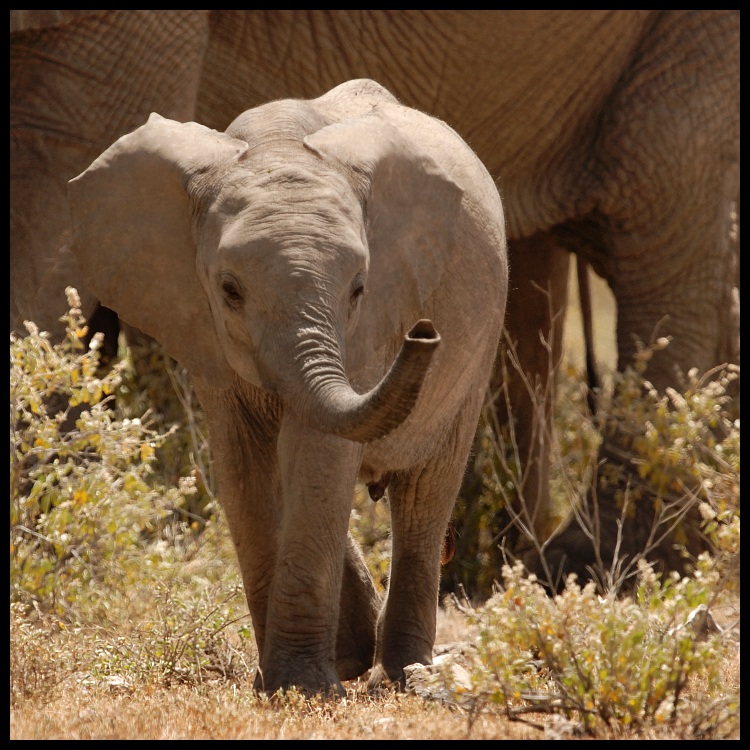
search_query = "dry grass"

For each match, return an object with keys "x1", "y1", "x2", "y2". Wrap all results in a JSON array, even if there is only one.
[
  {"x1": 9, "y1": 601, "x2": 739, "y2": 740},
  {"x1": 9, "y1": 680, "x2": 542, "y2": 741}
]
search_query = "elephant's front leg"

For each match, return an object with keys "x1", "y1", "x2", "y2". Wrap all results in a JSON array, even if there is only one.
[
  {"x1": 258, "y1": 414, "x2": 363, "y2": 696},
  {"x1": 195, "y1": 385, "x2": 283, "y2": 675}
]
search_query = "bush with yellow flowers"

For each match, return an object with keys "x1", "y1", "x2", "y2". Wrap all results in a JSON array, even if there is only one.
[
  {"x1": 10, "y1": 290, "x2": 253, "y2": 698},
  {"x1": 449, "y1": 556, "x2": 738, "y2": 738}
]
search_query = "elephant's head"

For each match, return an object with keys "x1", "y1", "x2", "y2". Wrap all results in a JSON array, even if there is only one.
[{"x1": 68, "y1": 97, "x2": 464, "y2": 442}]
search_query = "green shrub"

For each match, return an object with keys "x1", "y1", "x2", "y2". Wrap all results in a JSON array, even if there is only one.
[
  {"x1": 451, "y1": 556, "x2": 738, "y2": 737},
  {"x1": 10, "y1": 290, "x2": 250, "y2": 698},
  {"x1": 594, "y1": 341, "x2": 740, "y2": 584},
  {"x1": 11, "y1": 289, "x2": 185, "y2": 617},
  {"x1": 446, "y1": 333, "x2": 739, "y2": 598}
]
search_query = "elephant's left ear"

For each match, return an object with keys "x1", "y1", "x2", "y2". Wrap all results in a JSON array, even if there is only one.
[{"x1": 303, "y1": 110, "x2": 464, "y2": 375}]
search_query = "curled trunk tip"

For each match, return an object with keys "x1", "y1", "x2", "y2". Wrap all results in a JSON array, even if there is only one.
[
  {"x1": 291, "y1": 318, "x2": 440, "y2": 444},
  {"x1": 407, "y1": 319, "x2": 439, "y2": 342},
  {"x1": 335, "y1": 318, "x2": 440, "y2": 442}
]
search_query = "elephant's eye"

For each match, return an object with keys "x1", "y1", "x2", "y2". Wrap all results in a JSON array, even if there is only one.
[
  {"x1": 350, "y1": 274, "x2": 365, "y2": 307},
  {"x1": 220, "y1": 275, "x2": 243, "y2": 309}
]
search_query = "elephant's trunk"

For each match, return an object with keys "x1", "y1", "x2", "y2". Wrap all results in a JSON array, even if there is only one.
[{"x1": 289, "y1": 320, "x2": 440, "y2": 443}]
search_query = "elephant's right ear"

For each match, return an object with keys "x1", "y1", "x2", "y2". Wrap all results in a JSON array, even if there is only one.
[{"x1": 69, "y1": 113, "x2": 248, "y2": 388}]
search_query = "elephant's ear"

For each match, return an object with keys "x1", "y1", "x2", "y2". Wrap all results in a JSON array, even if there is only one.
[
  {"x1": 69, "y1": 113, "x2": 248, "y2": 388},
  {"x1": 303, "y1": 110, "x2": 464, "y2": 377}
]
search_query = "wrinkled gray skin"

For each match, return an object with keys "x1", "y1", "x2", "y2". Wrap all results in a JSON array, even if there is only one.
[
  {"x1": 11, "y1": 11, "x2": 739, "y2": 591},
  {"x1": 68, "y1": 79, "x2": 508, "y2": 695}
]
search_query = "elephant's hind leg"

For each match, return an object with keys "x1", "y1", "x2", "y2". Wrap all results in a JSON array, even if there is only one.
[{"x1": 335, "y1": 533, "x2": 382, "y2": 681}]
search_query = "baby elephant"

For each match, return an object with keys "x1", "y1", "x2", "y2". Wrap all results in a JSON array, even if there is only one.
[{"x1": 69, "y1": 78, "x2": 508, "y2": 695}]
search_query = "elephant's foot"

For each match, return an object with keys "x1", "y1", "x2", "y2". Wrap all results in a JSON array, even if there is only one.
[
  {"x1": 335, "y1": 606, "x2": 379, "y2": 681},
  {"x1": 336, "y1": 653, "x2": 373, "y2": 682},
  {"x1": 522, "y1": 482, "x2": 707, "y2": 595},
  {"x1": 367, "y1": 652, "x2": 435, "y2": 693},
  {"x1": 252, "y1": 661, "x2": 346, "y2": 698},
  {"x1": 522, "y1": 523, "x2": 605, "y2": 595},
  {"x1": 366, "y1": 640, "x2": 434, "y2": 693},
  {"x1": 366, "y1": 663, "x2": 405, "y2": 693}
]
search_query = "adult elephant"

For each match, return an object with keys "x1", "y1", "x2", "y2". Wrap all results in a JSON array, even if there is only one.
[
  {"x1": 11, "y1": 10, "x2": 740, "y2": 590},
  {"x1": 68, "y1": 78, "x2": 508, "y2": 695}
]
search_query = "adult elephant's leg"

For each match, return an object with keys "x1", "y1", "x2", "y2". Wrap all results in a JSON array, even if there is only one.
[
  {"x1": 368, "y1": 397, "x2": 482, "y2": 690},
  {"x1": 529, "y1": 10, "x2": 740, "y2": 589},
  {"x1": 494, "y1": 232, "x2": 570, "y2": 543},
  {"x1": 261, "y1": 414, "x2": 363, "y2": 696},
  {"x1": 601, "y1": 11, "x2": 739, "y2": 580},
  {"x1": 10, "y1": 10, "x2": 210, "y2": 336}
]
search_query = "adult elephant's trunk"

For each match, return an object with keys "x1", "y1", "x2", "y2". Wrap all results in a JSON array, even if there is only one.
[{"x1": 287, "y1": 320, "x2": 440, "y2": 443}]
